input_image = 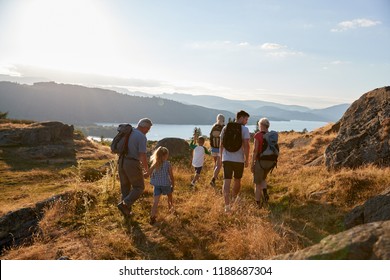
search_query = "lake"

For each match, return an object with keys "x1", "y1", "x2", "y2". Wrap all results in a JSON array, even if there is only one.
[{"x1": 93, "y1": 120, "x2": 328, "y2": 141}]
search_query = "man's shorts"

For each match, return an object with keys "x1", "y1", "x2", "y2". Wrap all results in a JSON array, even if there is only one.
[
  {"x1": 153, "y1": 185, "x2": 173, "y2": 196},
  {"x1": 253, "y1": 160, "x2": 275, "y2": 184},
  {"x1": 223, "y1": 161, "x2": 244, "y2": 179},
  {"x1": 194, "y1": 166, "x2": 203, "y2": 174}
]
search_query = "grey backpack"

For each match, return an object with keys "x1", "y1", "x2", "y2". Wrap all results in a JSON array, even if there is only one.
[
  {"x1": 110, "y1": 124, "x2": 133, "y2": 157},
  {"x1": 259, "y1": 130, "x2": 279, "y2": 161}
]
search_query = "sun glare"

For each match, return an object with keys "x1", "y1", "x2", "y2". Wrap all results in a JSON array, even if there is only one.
[{"x1": 11, "y1": 0, "x2": 123, "y2": 76}]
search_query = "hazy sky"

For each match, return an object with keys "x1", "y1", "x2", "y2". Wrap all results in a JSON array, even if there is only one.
[{"x1": 0, "y1": 0, "x2": 389, "y2": 108}]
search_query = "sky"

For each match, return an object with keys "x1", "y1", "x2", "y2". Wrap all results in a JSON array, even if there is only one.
[{"x1": 0, "y1": 0, "x2": 389, "y2": 108}]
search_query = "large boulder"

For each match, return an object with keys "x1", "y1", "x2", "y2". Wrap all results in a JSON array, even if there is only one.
[
  {"x1": 344, "y1": 187, "x2": 390, "y2": 229},
  {"x1": 154, "y1": 138, "x2": 191, "y2": 159},
  {"x1": 325, "y1": 87, "x2": 390, "y2": 169},
  {"x1": 274, "y1": 220, "x2": 390, "y2": 260}
]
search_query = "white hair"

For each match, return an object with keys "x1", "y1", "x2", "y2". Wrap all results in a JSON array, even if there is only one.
[
  {"x1": 137, "y1": 118, "x2": 153, "y2": 128},
  {"x1": 216, "y1": 114, "x2": 225, "y2": 125},
  {"x1": 258, "y1": 117, "x2": 270, "y2": 128}
]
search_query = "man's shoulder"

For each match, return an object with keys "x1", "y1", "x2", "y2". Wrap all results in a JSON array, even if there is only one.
[
  {"x1": 131, "y1": 128, "x2": 146, "y2": 141},
  {"x1": 242, "y1": 125, "x2": 250, "y2": 138}
]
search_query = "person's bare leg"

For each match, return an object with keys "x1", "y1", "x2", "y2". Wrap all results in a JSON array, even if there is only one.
[
  {"x1": 167, "y1": 193, "x2": 173, "y2": 211},
  {"x1": 151, "y1": 195, "x2": 161, "y2": 219},
  {"x1": 232, "y1": 178, "x2": 241, "y2": 202},
  {"x1": 223, "y1": 179, "x2": 232, "y2": 211}
]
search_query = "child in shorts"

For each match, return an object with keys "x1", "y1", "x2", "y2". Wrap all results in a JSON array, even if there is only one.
[
  {"x1": 189, "y1": 136, "x2": 211, "y2": 186},
  {"x1": 148, "y1": 146, "x2": 175, "y2": 224}
]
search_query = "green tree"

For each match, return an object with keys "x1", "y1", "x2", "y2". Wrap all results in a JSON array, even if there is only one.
[{"x1": 0, "y1": 111, "x2": 8, "y2": 119}]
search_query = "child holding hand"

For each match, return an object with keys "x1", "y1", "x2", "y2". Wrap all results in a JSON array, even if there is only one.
[{"x1": 148, "y1": 146, "x2": 175, "y2": 224}]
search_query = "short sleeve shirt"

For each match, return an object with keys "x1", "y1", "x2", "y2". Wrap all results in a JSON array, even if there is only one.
[
  {"x1": 150, "y1": 160, "x2": 172, "y2": 186},
  {"x1": 126, "y1": 128, "x2": 147, "y2": 160},
  {"x1": 192, "y1": 145, "x2": 206, "y2": 167},
  {"x1": 254, "y1": 131, "x2": 265, "y2": 156},
  {"x1": 220, "y1": 124, "x2": 250, "y2": 163}
]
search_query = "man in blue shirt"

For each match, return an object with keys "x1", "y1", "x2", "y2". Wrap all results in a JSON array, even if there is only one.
[{"x1": 117, "y1": 118, "x2": 153, "y2": 217}]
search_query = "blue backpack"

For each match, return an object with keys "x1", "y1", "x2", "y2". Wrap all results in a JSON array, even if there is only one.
[{"x1": 259, "y1": 130, "x2": 279, "y2": 161}]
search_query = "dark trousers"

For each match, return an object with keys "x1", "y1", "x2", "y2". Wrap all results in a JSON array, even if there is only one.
[{"x1": 118, "y1": 158, "x2": 145, "y2": 206}]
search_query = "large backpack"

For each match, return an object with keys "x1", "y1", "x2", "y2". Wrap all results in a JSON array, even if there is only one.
[
  {"x1": 222, "y1": 122, "x2": 242, "y2": 152},
  {"x1": 259, "y1": 130, "x2": 279, "y2": 161},
  {"x1": 210, "y1": 124, "x2": 224, "y2": 148},
  {"x1": 110, "y1": 124, "x2": 133, "y2": 157}
]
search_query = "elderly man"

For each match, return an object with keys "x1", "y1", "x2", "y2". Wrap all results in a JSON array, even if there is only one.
[{"x1": 117, "y1": 118, "x2": 153, "y2": 217}]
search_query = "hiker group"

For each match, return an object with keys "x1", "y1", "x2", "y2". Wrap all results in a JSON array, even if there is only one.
[{"x1": 111, "y1": 110, "x2": 279, "y2": 224}]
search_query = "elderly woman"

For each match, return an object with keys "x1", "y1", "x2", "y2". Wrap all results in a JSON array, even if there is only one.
[
  {"x1": 251, "y1": 118, "x2": 275, "y2": 208},
  {"x1": 209, "y1": 114, "x2": 225, "y2": 187}
]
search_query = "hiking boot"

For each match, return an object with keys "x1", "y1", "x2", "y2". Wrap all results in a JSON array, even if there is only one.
[
  {"x1": 210, "y1": 178, "x2": 216, "y2": 187},
  {"x1": 256, "y1": 200, "x2": 263, "y2": 209},
  {"x1": 117, "y1": 202, "x2": 132, "y2": 217},
  {"x1": 224, "y1": 205, "x2": 231, "y2": 213}
]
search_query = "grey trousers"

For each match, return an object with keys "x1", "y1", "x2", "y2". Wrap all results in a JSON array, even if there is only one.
[{"x1": 118, "y1": 158, "x2": 145, "y2": 206}]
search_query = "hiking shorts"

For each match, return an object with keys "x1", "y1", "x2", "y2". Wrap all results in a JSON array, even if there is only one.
[
  {"x1": 194, "y1": 166, "x2": 203, "y2": 174},
  {"x1": 223, "y1": 161, "x2": 244, "y2": 179},
  {"x1": 153, "y1": 185, "x2": 173, "y2": 196},
  {"x1": 254, "y1": 160, "x2": 275, "y2": 184},
  {"x1": 211, "y1": 147, "x2": 220, "y2": 157}
]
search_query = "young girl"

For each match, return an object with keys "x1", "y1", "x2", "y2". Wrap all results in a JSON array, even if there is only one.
[{"x1": 148, "y1": 146, "x2": 175, "y2": 224}]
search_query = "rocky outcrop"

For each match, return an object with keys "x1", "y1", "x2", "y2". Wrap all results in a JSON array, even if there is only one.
[
  {"x1": 344, "y1": 187, "x2": 390, "y2": 229},
  {"x1": 325, "y1": 87, "x2": 390, "y2": 169},
  {"x1": 0, "y1": 193, "x2": 71, "y2": 252},
  {"x1": 0, "y1": 121, "x2": 74, "y2": 147},
  {"x1": 274, "y1": 220, "x2": 390, "y2": 259},
  {"x1": 0, "y1": 191, "x2": 95, "y2": 252},
  {"x1": 0, "y1": 121, "x2": 76, "y2": 161},
  {"x1": 0, "y1": 121, "x2": 113, "y2": 163},
  {"x1": 154, "y1": 138, "x2": 191, "y2": 159}
]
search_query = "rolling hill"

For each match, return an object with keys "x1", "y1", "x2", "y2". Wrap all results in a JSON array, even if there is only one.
[{"x1": 0, "y1": 81, "x2": 235, "y2": 125}]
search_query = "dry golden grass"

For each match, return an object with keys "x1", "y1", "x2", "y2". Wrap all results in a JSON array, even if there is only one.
[{"x1": 1, "y1": 125, "x2": 390, "y2": 259}]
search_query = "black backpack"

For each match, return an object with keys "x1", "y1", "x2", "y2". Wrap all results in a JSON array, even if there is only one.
[
  {"x1": 210, "y1": 124, "x2": 224, "y2": 148},
  {"x1": 222, "y1": 122, "x2": 242, "y2": 152},
  {"x1": 110, "y1": 124, "x2": 133, "y2": 157}
]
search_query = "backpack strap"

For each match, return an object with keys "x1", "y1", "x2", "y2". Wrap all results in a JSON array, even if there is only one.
[{"x1": 119, "y1": 132, "x2": 131, "y2": 167}]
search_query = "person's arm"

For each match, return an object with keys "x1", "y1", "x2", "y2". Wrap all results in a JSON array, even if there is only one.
[
  {"x1": 252, "y1": 137, "x2": 259, "y2": 173},
  {"x1": 218, "y1": 138, "x2": 223, "y2": 167},
  {"x1": 189, "y1": 140, "x2": 197, "y2": 150},
  {"x1": 168, "y1": 163, "x2": 175, "y2": 191},
  {"x1": 139, "y1": 152, "x2": 148, "y2": 174},
  {"x1": 147, "y1": 164, "x2": 155, "y2": 178},
  {"x1": 243, "y1": 138, "x2": 250, "y2": 168}
]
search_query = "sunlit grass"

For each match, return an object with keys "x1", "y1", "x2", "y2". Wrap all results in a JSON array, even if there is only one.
[{"x1": 2, "y1": 127, "x2": 390, "y2": 259}]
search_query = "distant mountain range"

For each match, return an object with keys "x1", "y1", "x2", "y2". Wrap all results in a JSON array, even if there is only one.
[
  {"x1": 159, "y1": 92, "x2": 349, "y2": 122},
  {"x1": 0, "y1": 81, "x2": 349, "y2": 125}
]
